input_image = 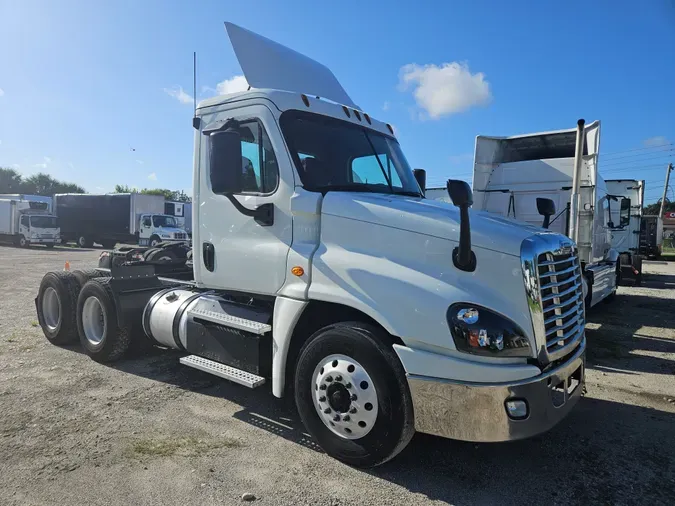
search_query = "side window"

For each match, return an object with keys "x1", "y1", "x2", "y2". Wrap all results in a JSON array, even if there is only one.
[
  {"x1": 142, "y1": 216, "x2": 151, "y2": 227},
  {"x1": 351, "y1": 154, "x2": 402, "y2": 187},
  {"x1": 619, "y1": 198, "x2": 631, "y2": 227},
  {"x1": 238, "y1": 120, "x2": 279, "y2": 194},
  {"x1": 20, "y1": 215, "x2": 29, "y2": 227}
]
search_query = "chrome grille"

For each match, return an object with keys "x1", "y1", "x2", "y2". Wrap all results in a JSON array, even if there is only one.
[{"x1": 537, "y1": 250, "x2": 585, "y2": 358}]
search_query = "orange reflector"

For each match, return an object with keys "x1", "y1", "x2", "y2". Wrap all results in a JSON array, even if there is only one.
[
  {"x1": 291, "y1": 266, "x2": 304, "y2": 277},
  {"x1": 64, "y1": 261, "x2": 71, "y2": 271}
]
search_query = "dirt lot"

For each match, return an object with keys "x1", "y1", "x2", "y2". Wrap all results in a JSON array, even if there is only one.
[{"x1": 0, "y1": 246, "x2": 674, "y2": 505}]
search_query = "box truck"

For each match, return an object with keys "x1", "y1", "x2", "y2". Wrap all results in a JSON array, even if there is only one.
[
  {"x1": 164, "y1": 200, "x2": 192, "y2": 236},
  {"x1": 35, "y1": 23, "x2": 586, "y2": 467},
  {"x1": 0, "y1": 198, "x2": 60, "y2": 247},
  {"x1": 53, "y1": 193, "x2": 189, "y2": 248}
]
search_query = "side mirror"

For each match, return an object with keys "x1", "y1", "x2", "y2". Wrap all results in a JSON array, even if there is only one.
[
  {"x1": 209, "y1": 129, "x2": 243, "y2": 194},
  {"x1": 413, "y1": 168, "x2": 426, "y2": 195},
  {"x1": 447, "y1": 180, "x2": 473, "y2": 207},
  {"x1": 446, "y1": 179, "x2": 475, "y2": 272},
  {"x1": 536, "y1": 198, "x2": 556, "y2": 229}
]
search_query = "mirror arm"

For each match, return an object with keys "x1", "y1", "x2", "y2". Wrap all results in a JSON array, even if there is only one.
[{"x1": 224, "y1": 193, "x2": 274, "y2": 226}]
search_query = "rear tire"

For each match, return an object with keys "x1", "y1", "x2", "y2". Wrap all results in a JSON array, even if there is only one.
[
  {"x1": 294, "y1": 322, "x2": 414, "y2": 468},
  {"x1": 77, "y1": 277, "x2": 131, "y2": 363},
  {"x1": 72, "y1": 268, "x2": 106, "y2": 288},
  {"x1": 77, "y1": 235, "x2": 93, "y2": 248},
  {"x1": 36, "y1": 271, "x2": 80, "y2": 345}
]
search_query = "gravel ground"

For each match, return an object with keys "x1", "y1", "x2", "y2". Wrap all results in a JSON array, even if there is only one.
[{"x1": 0, "y1": 246, "x2": 674, "y2": 506}]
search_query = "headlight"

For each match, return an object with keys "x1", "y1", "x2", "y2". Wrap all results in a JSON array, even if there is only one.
[
  {"x1": 160, "y1": 234, "x2": 171, "y2": 238},
  {"x1": 447, "y1": 303, "x2": 531, "y2": 357}
]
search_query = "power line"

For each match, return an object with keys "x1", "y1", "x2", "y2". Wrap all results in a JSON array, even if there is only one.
[
  {"x1": 601, "y1": 153, "x2": 673, "y2": 168},
  {"x1": 600, "y1": 142, "x2": 673, "y2": 158}
]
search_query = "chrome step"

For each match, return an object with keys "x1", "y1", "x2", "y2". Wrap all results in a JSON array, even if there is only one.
[
  {"x1": 179, "y1": 355, "x2": 266, "y2": 388},
  {"x1": 187, "y1": 307, "x2": 271, "y2": 335}
]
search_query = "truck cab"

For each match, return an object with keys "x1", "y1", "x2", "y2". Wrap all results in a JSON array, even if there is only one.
[
  {"x1": 138, "y1": 213, "x2": 189, "y2": 247},
  {"x1": 36, "y1": 22, "x2": 587, "y2": 467},
  {"x1": 19, "y1": 212, "x2": 60, "y2": 247}
]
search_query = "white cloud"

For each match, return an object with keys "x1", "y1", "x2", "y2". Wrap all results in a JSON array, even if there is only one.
[
  {"x1": 643, "y1": 136, "x2": 670, "y2": 148},
  {"x1": 216, "y1": 75, "x2": 248, "y2": 95},
  {"x1": 147, "y1": 172, "x2": 157, "y2": 181},
  {"x1": 11, "y1": 163, "x2": 20, "y2": 169},
  {"x1": 399, "y1": 62, "x2": 492, "y2": 119},
  {"x1": 164, "y1": 86, "x2": 193, "y2": 105},
  {"x1": 33, "y1": 156, "x2": 52, "y2": 169},
  {"x1": 0, "y1": 88, "x2": 4, "y2": 97},
  {"x1": 136, "y1": 159, "x2": 144, "y2": 165},
  {"x1": 382, "y1": 101, "x2": 390, "y2": 111}
]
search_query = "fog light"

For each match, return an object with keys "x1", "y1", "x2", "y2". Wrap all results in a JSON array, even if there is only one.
[{"x1": 505, "y1": 399, "x2": 528, "y2": 420}]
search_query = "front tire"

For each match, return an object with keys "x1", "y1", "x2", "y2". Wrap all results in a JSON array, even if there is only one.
[
  {"x1": 149, "y1": 235, "x2": 161, "y2": 248},
  {"x1": 77, "y1": 277, "x2": 131, "y2": 363},
  {"x1": 19, "y1": 236, "x2": 28, "y2": 248},
  {"x1": 294, "y1": 322, "x2": 414, "y2": 468},
  {"x1": 36, "y1": 271, "x2": 80, "y2": 345}
]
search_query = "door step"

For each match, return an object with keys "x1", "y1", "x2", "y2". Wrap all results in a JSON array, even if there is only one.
[
  {"x1": 179, "y1": 355, "x2": 266, "y2": 388},
  {"x1": 187, "y1": 307, "x2": 272, "y2": 335}
]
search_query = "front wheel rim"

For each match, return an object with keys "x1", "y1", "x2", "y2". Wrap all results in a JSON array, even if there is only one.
[
  {"x1": 42, "y1": 287, "x2": 61, "y2": 331},
  {"x1": 79, "y1": 237, "x2": 86, "y2": 247},
  {"x1": 82, "y1": 296, "x2": 106, "y2": 346},
  {"x1": 311, "y1": 354, "x2": 379, "y2": 440}
]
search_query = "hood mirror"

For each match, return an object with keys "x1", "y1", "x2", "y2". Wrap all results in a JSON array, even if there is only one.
[
  {"x1": 446, "y1": 180, "x2": 476, "y2": 272},
  {"x1": 536, "y1": 198, "x2": 556, "y2": 229}
]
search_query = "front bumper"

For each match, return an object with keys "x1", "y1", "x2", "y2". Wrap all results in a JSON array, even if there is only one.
[
  {"x1": 29, "y1": 238, "x2": 60, "y2": 244},
  {"x1": 408, "y1": 337, "x2": 585, "y2": 442}
]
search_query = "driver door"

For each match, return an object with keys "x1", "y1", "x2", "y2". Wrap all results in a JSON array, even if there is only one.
[{"x1": 195, "y1": 104, "x2": 294, "y2": 295}]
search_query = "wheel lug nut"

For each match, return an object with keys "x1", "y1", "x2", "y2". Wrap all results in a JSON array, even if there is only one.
[
  {"x1": 333, "y1": 415, "x2": 340, "y2": 422},
  {"x1": 324, "y1": 407, "x2": 331, "y2": 414},
  {"x1": 319, "y1": 396, "x2": 326, "y2": 402},
  {"x1": 335, "y1": 375, "x2": 342, "y2": 382},
  {"x1": 342, "y1": 415, "x2": 350, "y2": 422},
  {"x1": 349, "y1": 407, "x2": 357, "y2": 414},
  {"x1": 319, "y1": 384, "x2": 327, "y2": 390},
  {"x1": 345, "y1": 383, "x2": 352, "y2": 389},
  {"x1": 351, "y1": 394, "x2": 358, "y2": 401},
  {"x1": 325, "y1": 376, "x2": 333, "y2": 383}
]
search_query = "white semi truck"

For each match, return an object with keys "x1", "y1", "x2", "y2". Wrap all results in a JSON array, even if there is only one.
[
  {"x1": 34, "y1": 23, "x2": 586, "y2": 467},
  {"x1": 471, "y1": 120, "x2": 618, "y2": 308},
  {"x1": 53, "y1": 193, "x2": 189, "y2": 248},
  {"x1": 605, "y1": 179, "x2": 645, "y2": 284},
  {"x1": 0, "y1": 197, "x2": 60, "y2": 248}
]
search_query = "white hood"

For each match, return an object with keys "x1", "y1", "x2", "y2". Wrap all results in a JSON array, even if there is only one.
[{"x1": 321, "y1": 193, "x2": 544, "y2": 257}]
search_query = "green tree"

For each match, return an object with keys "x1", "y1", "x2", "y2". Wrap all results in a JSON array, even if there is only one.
[
  {"x1": 113, "y1": 185, "x2": 191, "y2": 202},
  {"x1": 644, "y1": 199, "x2": 675, "y2": 215},
  {"x1": 0, "y1": 168, "x2": 84, "y2": 195},
  {"x1": 0, "y1": 167, "x2": 24, "y2": 193}
]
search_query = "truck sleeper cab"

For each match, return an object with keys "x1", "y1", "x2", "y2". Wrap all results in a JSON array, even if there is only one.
[{"x1": 35, "y1": 22, "x2": 585, "y2": 468}]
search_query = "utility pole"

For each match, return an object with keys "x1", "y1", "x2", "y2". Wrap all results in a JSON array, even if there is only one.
[{"x1": 659, "y1": 162, "x2": 673, "y2": 218}]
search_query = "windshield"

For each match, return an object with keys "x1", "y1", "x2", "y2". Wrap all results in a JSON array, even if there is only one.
[
  {"x1": 30, "y1": 216, "x2": 58, "y2": 228},
  {"x1": 152, "y1": 215, "x2": 177, "y2": 228},
  {"x1": 279, "y1": 111, "x2": 422, "y2": 196}
]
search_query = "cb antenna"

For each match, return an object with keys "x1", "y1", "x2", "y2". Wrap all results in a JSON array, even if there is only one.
[{"x1": 192, "y1": 51, "x2": 200, "y2": 129}]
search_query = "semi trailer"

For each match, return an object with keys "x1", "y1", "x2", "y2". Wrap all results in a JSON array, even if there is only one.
[
  {"x1": 605, "y1": 179, "x2": 645, "y2": 284},
  {"x1": 35, "y1": 23, "x2": 586, "y2": 467},
  {"x1": 0, "y1": 198, "x2": 60, "y2": 247},
  {"x1": 53, "y1": 193, "x2": 189, "y2": 248},
  {"x1": 471, "y1": 120, "x2": 619, "y2": 308}
]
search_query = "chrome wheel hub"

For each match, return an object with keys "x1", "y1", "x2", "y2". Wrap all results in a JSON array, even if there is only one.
[
  {"x1": 312, "y1": 354, "x2": 378, "y2": 440},
  {"x1": 82, "y1": 296, "x2": 106, "y2": 345},
  {"x1": 42, "y1": 287, "x2": 61, "y2": 331}
]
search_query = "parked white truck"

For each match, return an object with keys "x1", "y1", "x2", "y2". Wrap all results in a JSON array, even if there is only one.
[
  {"x1": 164, "y1": 200, "x2": 192, "y2": 236},
  {"x1": 53, "y1": 193, "x2": 189, "y2": 248},
  {"x1": 0, "y1": 197, "x2": 60, "y2": 248},
  {"x1": 605, "y1": 179, "x2": 644, "y2": 284},
  {"x1": 34, "y1": 23, "x2": 586, "y2": 467},
  {"x1": 471, "y1": 120, "x2": 618, "y2": 308}
]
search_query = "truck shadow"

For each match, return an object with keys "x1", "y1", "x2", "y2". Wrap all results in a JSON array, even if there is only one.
[{"x1": 102, "y1": 345, "x2": 675, "y2": 505}]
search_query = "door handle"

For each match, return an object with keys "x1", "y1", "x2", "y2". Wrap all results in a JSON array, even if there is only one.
[{"x1": 203, "y1": 242, "x2": 215, "y2": 272}]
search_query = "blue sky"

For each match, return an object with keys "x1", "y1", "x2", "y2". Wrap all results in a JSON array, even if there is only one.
[{"x1": 1, "y1": 0, "x2": 674, "y2": 202}]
